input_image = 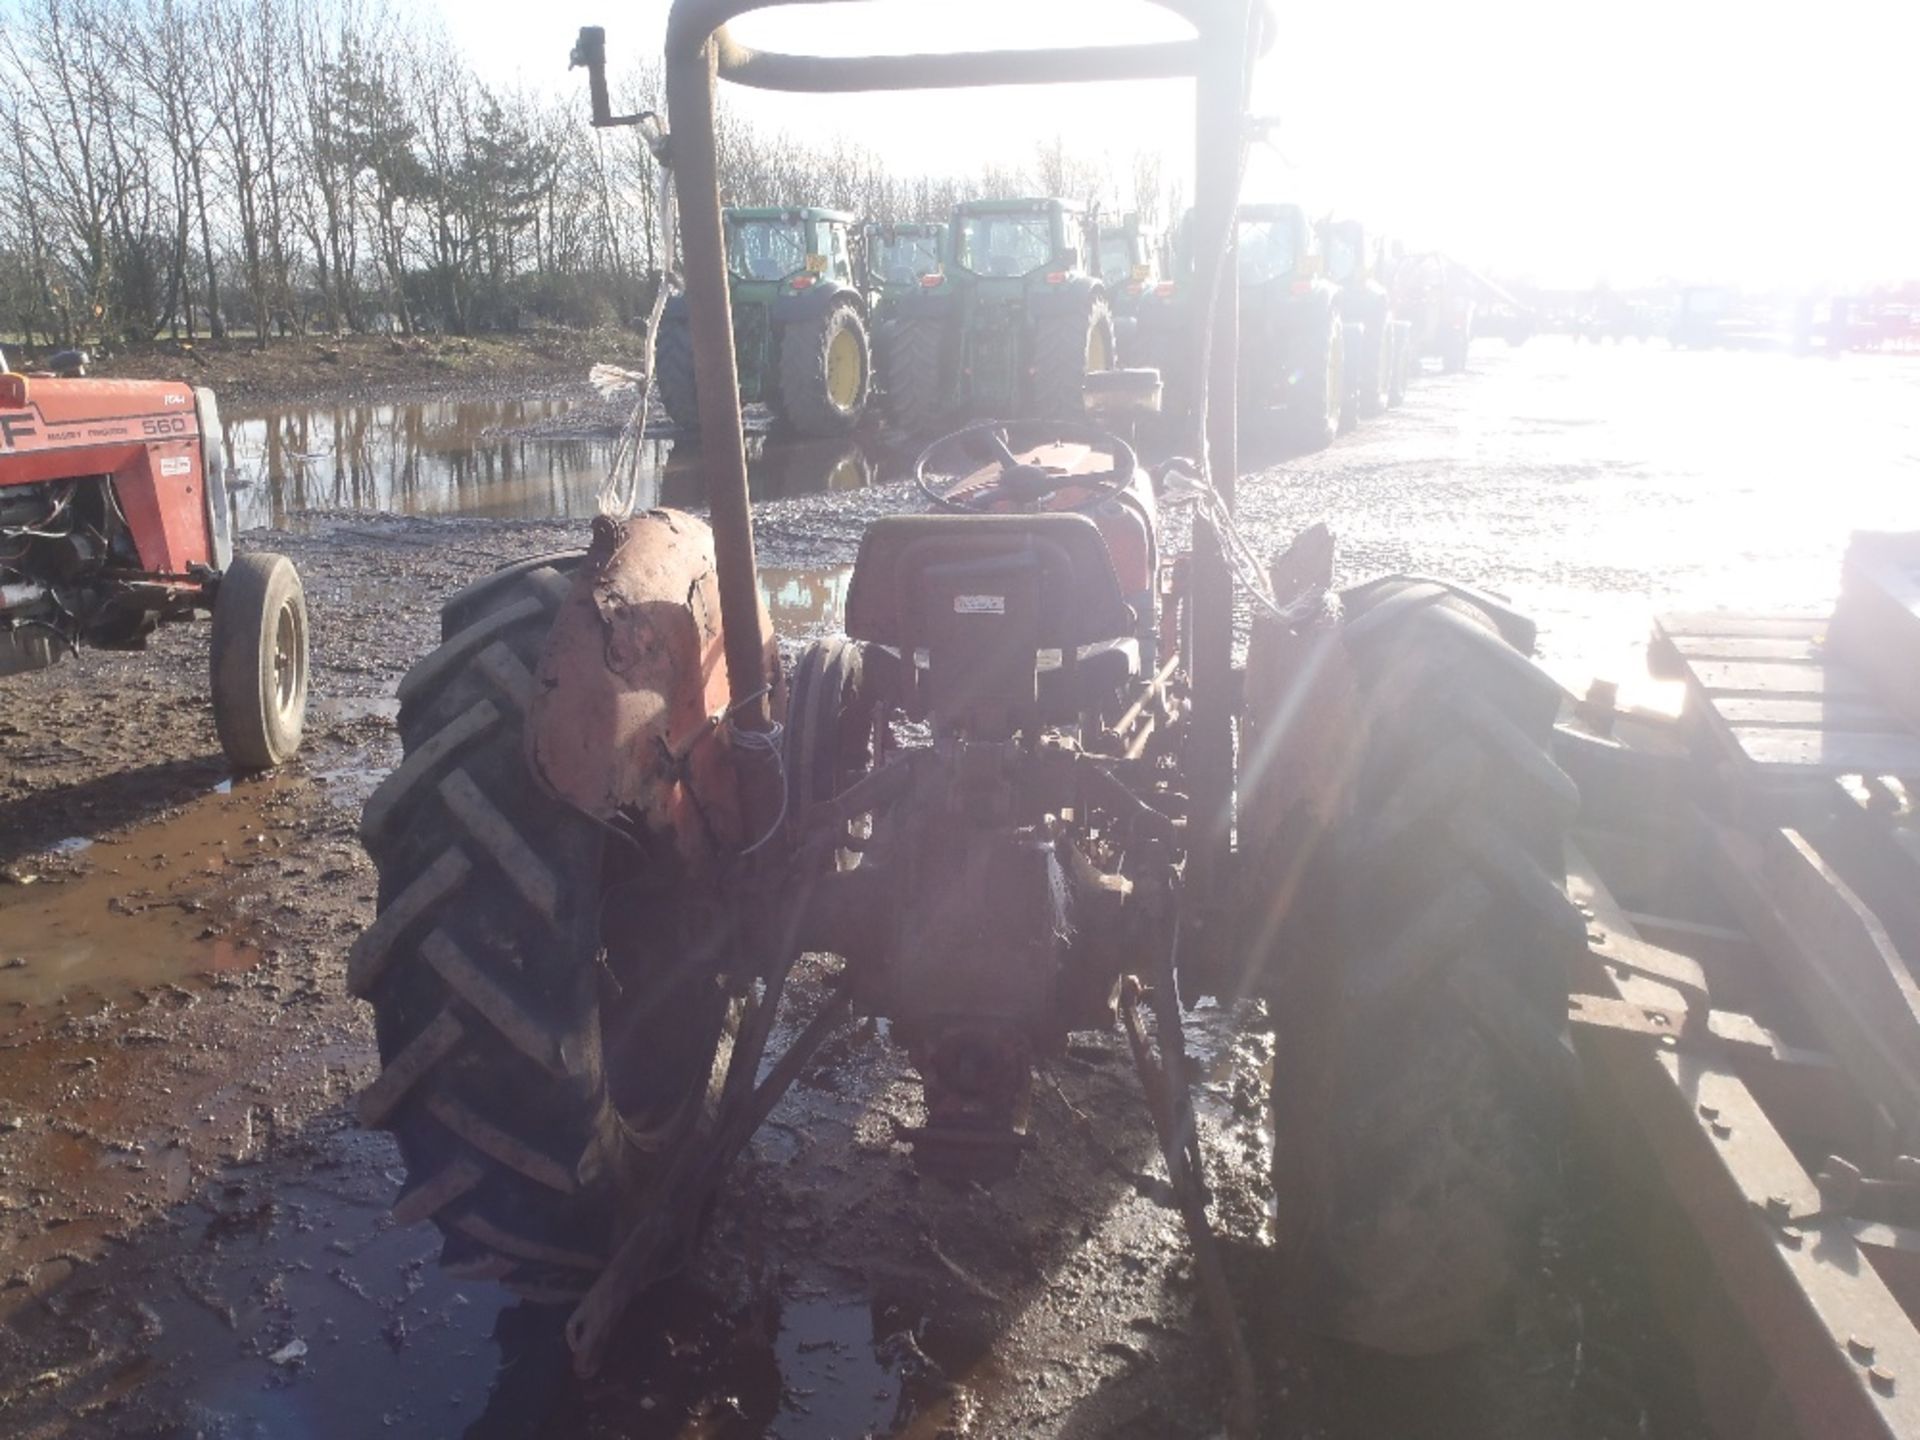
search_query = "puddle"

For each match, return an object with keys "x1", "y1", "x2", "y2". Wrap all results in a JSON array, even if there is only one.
[
  {"x1": 220, "y1": 396, "x2": 901, "y2": 525},
  {"x1": 0, "y1": 778, "x2": 296, "y2": 1009},
  {"x1": 762, "y1": 565, "x2": 854, "y2": 639}
]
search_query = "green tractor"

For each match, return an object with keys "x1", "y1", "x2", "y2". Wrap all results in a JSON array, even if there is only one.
[
  {"x1": 1133, "y1": 202, "x2": 1348, "y2": 450},
  {"x1": 1321, "y1": 217, "x2": 1411, "y2": 424},
  {"x1": 1097, "y1": 212, "x2": 1164, "y2": 362},
  {"x1": 863, "y1": 220, "x2": 948, "y2": 303},
  {"x1": 656, "y1": 206, "x2": 871, "y2": 438},
  {"x1": 872, "y1": 196, "x2": 1113, "y2": 436}
]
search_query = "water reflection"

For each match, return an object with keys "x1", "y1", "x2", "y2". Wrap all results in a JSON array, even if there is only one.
[
  {"x1": 221, "y1": 396, "x2": 893, "y2": 527},
  {"x1": 761, "y1": 564, "x2": 853, "y2": 638}
]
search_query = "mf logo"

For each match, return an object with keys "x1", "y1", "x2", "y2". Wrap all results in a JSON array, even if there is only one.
[{"x1": 0, "y1": 411, "x2": 38, "y2": 451}]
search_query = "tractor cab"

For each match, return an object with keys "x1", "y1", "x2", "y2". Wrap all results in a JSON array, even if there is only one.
[
  {"x1": 950, "y1": 197, "x2": 1094, "y2": 280},
  {"x1": 1099, "y1": 213, "x2": 1165, "y2": 362},
  {"x1": 1237, "y1": 203, "x2": 1319, "y2": 289},
  {"x1": 864, "y1": 220, "x2": 948, "y2": 296},
  {"x1": 725, "y1": 207, "x2": 857, "y2": 286}
]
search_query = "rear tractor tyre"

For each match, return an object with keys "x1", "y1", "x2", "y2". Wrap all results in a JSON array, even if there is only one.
[
  {"x1": 777, "y1": 301, "x2": 870, "y2": 438},
  {"x1": 1267, "y1": 580, "x2": 1582, "y2": 1355},
  {"x1": 784, "y1": 637, "x2": 876, "y2": 870},
  {"x1": 351, "y1": 558, "x2": 739, "y2": 1303},
  {"x1": 875, "y1": 314, "x2": 945, "y2": 437},
  {"x1": 656, "y1": 316, "x2": 702, "y2": 433},
  {"x1": 210, "y1": 551, "x2": 308, "y2": 771},
  {"x1": 1386, "y1": 325, "x2": 1410, "y2": 407},
  {"x1": 1286, "y1": 312, "x2": 1343, "y2": 452},
  {"x1": 1027, "y1": 293, "x2": 1115, "y2": 420},
  {"x1": 1357, "y1": 317, "x2": 1389, "y2": 420}
]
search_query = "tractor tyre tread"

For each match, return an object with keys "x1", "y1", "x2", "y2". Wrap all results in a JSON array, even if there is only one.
[
  {"x1": 354, "y1": 561, "x2": 731, "y2": 1301},
  {"x1": 656, "y1": 316, "x2": 701, "y2": 432},
  {"x1": 1285, "y1": 313, "x2": 1343, "y2": 451},
  {"x1": 1027, "y1": 294, "x2": 1114, "y2": 420},
  {"x1": 876, "y1": 314, "x2": 946, "y2": 436},
  {"x1": 1269, "y1": 581, "x2": 1581, "y2": 1357},
  {"x1": 440, "y1": 551, "x2": 587, "y2": 643},
  {"x1": 776, "y1": 300, "x2": 870, "y2": 438}
]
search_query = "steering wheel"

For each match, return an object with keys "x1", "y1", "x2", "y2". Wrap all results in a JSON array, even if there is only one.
[{"x1": 913, "y1": 420, "x2": 1137, "y2": 515}]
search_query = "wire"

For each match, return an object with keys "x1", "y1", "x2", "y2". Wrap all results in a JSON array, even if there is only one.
[
  {"x1": 1158, "y1": 460, "x2": 1299, "y2": 622},
  {"x1": 722, "y1": 685, "x2": 789, "y2": 856}
]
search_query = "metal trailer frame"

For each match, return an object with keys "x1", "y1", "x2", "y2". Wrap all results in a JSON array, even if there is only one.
[{"x1": 1562, "y1": 532, "x2": 1920, "y2": 1438}]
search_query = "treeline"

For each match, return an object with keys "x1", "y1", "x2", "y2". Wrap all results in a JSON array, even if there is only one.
[{"x1": 0, "y1": 0, "x2": 1174, "y2": 350}]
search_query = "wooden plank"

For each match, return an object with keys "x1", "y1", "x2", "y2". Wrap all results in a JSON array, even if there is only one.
[
  {"x1": 1727, "y1": 726, "x2": 1920, "y2": 776},
  {"x1": 1713, "y1": 695, "x2": 1911, "y2": 733},
  {"x1": 1689, "y1": 661, "x2": 1867, "y2": 700},
  {"x1": 1669, "y1": 635, "x2": 1828, "y2": 664},
  {"x1": 1659, "y1": 612, "x2": 1831, "y2": 640}
]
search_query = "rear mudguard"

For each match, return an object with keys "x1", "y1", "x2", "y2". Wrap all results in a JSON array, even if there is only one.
[
  {"x1": 527, "y1": 509, "x2": 781, "y2": 871},
  {"x1": 1024, "y1": 275, "x2": 1104, "y2": 319},
  {"x1": 769, "y1": 281, "x2": 866, "y2": 325},
  {"x1": 885, "y1": 286, "x2": 957, "y2": 323}
]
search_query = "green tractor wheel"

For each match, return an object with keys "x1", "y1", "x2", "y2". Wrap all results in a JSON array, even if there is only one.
[
  {"x1": 1288, "y1": 312, "x2": 1343, "y2": 452},
  {"x1": 875, "y1": 314, "x2": 945, "y2": 436},
  {"x1": 776, "y1": 301, "x2": 870, "y2": 438},
  {"x1": 1027, "y1": 293, "x2": 1114, "y2": 420},
  {"x1": 1357, "y1": 318, "x2": 1389, "y2": 420},
  {"x1": 656, "y1": 316, "x2": 701, "y2": 433}
]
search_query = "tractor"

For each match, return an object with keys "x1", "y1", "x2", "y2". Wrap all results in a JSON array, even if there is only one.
[
  {"x1": 655, "y1": 205, "x2": 871, "y2": 437},
  {"x1": 1321, "y1": 217, "x2": 1412, "y2": 423},
  {"x1": 862, "y1": 219, "x2": 948, "y2": 302},
  {"x1": 1097, "y1": 211, "x2": 1164, "y2": 361},
  {"x1": 1135, "y1": 202, "x2": 1349, "y2": 450},
  {"x1": 0, "y1": 353, "x2": 309, "y2": 770},
  {"x1": 872, "y1": 196, "x2": 1113, "y2": 435},
  {"x1": 1396, "y1": 252, "x2": 1477, "y2": 372},
  {"x1": 350, "y1": 10, "x2": 1580, "y2": 1433}
]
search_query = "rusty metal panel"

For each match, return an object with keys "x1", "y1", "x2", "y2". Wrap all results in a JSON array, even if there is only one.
[
  {"x1": 528, "y1": 510, "x2": 775, "y2": 866},
  {"x1": 1707, "y1": 824, "x2": 1920, "y2": 1147},
  {"x1": 1571, "y1": 845, "x2": 1920, "y2": 1438}
]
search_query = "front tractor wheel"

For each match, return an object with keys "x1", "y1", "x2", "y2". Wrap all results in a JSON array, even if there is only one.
[
  {"x1": 777, "y1": 301, "x2": 870, "y2": 437},
  {"x1": 1027, "y1": 293, "x2": 1115, "y2": 419},
  {"x1": 1264, "y1": 580, "x2": 1581, "y2": 1355},
  {"x1": 209, "y1": 551, "x2": 309, "y2": 771},
  {"x1": 350, "y1": 556, "x2": 738, "y2": 1303}
]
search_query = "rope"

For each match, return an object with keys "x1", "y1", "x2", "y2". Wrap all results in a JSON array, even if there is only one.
[{"x1": 597, "y1": 124, "x2": 682, "y2": 521}]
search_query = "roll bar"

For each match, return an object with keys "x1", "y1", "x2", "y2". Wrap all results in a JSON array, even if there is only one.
[{"x1": 594, "y1": 0, "x2": 1263, "y2": 890}]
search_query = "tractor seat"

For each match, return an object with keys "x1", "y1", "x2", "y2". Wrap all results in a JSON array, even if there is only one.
[{"x1": 845, "y1": 513, "x2": 1138, "y2": 731}]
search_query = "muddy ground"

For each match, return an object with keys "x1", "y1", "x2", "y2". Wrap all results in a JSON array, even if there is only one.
[{"x1": 4, "y1": 339, "x2": 1914, "y2": 1437}]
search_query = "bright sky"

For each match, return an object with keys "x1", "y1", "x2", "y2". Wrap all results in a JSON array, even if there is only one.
[{"x1": 438, "y1": 0, "x2": 1920, "y2": 292}]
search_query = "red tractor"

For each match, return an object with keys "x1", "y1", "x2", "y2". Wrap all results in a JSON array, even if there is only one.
[{"x1": 0, "y1": 350, "x2": 309, "y2": 769}]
